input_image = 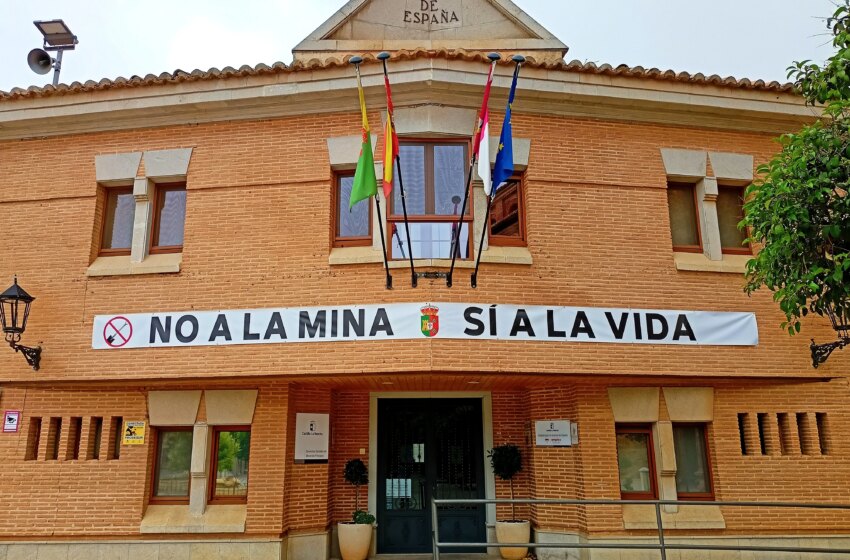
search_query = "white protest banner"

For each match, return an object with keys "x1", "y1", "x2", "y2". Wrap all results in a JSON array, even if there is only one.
[{"x1": 92, "y1": 303, "x2": 758, "y2": 350}]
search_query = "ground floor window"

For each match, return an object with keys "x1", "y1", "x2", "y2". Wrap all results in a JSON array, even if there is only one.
[
  {"x1": 673, "y1": 423, "x2": 714, "y2": 499},
  {"x1": 210, "y1": 427, "x2": 251, "y2": 503},
  {"x1": 152, "y1": 427, "x2": 193, "y2": 503},
  {"x1": 615, "y1": 425, "x2": 657, "y2": 499}
]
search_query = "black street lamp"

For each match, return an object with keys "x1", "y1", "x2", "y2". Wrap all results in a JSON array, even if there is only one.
[
  {"x1": 811, "y1": 305, "x2": 850, "y2": 368},
  {"x1": 0, "y1": 277, "x2": 42, "y2": 371}
]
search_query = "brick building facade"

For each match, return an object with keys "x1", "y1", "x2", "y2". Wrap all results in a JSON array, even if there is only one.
[{"x1": 0, "y1": 1, "x2": 847, "y2": 559}]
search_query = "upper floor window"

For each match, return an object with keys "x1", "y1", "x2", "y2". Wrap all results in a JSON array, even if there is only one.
[
  {"x1": 717, "y1": 185, "x2": 749, "y2": 254},
  {"x1": 489, "y1": 177, "x2": 526, "y2": 247},
  {"x1": 673, "y1": 424, "x2": 714, "y2": 500},
  {"x1": 615, "y1": 424, "x2": 657, "y2": 499},
  {"x1": 334, "y1": 173, "x2": 372, "y2": 247},
  {"x1": 150, "y1": 183, "x2": 187, "y2": 254},
  {"x1": 390, "y1": 142, "x2": 471, "y2": 260},
  {"x1": 667, "y1": 182, "x2": 701, "y2": 253},
  {"x1": 100, "y1": 186, "x2": 135, "y2": 256}
]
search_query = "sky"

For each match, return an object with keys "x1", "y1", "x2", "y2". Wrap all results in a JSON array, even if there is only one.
[{"x1": 0, "y1": 0, "x2": 839, "y2": 93}]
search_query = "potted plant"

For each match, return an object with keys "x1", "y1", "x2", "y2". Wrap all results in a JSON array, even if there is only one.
[
  {"x1": 488, "y1": 444, "x2": 529, "y2": 560},
  {"x1": 338, "y1": 458, "x2": 375, "y2": 560}
]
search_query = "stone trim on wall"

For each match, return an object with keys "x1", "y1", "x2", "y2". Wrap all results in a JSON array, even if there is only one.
[
  {"x1": 144, "y1": 389, "x2": 259, "y2": 530},
  {"x1": 661, "y1": 148, "x2": 754, "y2": 271},
  {"x1": 607, "y1": 388, "x2": 660, "y2": 422},
  {"x1": 205, "y1": 390, "x2": 259, "y2": 425},
  {"x1": 147, "y1": 391, "x2": 202, "y2": 426},
  {"x1": 609, "y1": 386, "x2": 721, "y2": 526},
  {"x1": 1, "y1": 538, "x2": 280, "y2": 559},
  {"x1": 89, "y1": 148, "x2": 193, "y2": 276}
]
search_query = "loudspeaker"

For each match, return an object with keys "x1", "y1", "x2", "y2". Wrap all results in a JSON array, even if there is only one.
[{"x1": 27, "y1": 48, "x2": 53, "y2": 75}]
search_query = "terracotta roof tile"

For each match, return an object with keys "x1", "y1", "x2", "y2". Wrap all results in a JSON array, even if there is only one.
[{"x1": 0, "y1": 49, "x2": 795, "y2": 102}]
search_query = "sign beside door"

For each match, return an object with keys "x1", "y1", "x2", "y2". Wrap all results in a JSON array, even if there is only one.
[
  {"x1": 294, "y1": 413, "x2": 330, "y2": 463},
  {"x1": 535, "y1": 420, "x2": 574, "y2": 447}
]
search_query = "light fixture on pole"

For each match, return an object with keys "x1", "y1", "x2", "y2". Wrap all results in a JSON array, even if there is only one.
[
  {"x1": 0, "y1": 277, "x2": 42, "y2": 371},
  {"x1": 28, "y1": 19, "x2": 78, "y2": 86}
]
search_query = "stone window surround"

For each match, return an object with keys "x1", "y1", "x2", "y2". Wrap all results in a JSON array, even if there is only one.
[
  {"x1": 327, "y1": 105, "x2": 532, "y2": 267},
  {"x1": 608, "y1": 387, "x2": 725, "y2": 530},
  {"x1": 661, "y1": 149, "x2": 754, "y2": 274},
  {"x1": 87, "y1": 148, "x2": 193, "y2": 277},
  {"x1": 141, "y1": 389, "x2": 258, "y2": 534}
]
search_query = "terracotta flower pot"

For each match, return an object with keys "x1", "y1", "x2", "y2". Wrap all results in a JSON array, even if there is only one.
[
  {"x1": 495, "y1": 520, "x2": 530, "y2": 560},
  {"x1": 338, "y1": 522, "x2": 372, "y2": 560}
]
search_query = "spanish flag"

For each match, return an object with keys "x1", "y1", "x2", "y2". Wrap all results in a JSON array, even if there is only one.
[
  {"x1": 349, "y1": 66, "x2": 378, "y2": 209},
  {"x1": 382, "y1": 73, "x2": 399, "y2": 199}
]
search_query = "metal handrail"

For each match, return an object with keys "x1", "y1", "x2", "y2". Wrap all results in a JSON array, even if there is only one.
[{"x1": 431, "y1": 497, "x2": 850, "y2": 560}]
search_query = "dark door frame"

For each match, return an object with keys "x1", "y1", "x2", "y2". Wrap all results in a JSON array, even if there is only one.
[{"x1": 371, "y1": 394, "x2": 494, "y2": 554}]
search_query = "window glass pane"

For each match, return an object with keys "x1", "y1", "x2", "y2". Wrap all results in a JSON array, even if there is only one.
[
  {"x1": 394, "y1": 145, "x2": 426, "y2": 215},
  {"x1": 103, "y1": 190, "x2": 134, "y2": 250},
  {"x1": 616, "y1": 432, "x2": 652, "y2": 494},
  {"x1": 154, "y1": 430, "x2": 193, "y2": 497},
  {"x1": 154, "y1": 187, "x2": 187, "y2": 247},
  {"x1": 717, "y1": 188, "x2": 748, "y2": 250},
  {"x1": 673, "y1": 425, "x2": 711, "y2": 494},
  {"x1": 490, "y1": 181, "x2": 521, "y2": 237},
  {"x1": 214, "y1": 430, "x2": 251, "y2": 498},
  {"x1": 667, "y1": 184, "x2": 699, "y2": 248},
  {"x1": 391, "y1": 222, "x2": 470, "y2": 260},
  {"x1": 338, "y1": 176, "x2": 369, "y2": 238},
  {"x1": 433, "y1": 145, "x2": 467, "y2": 216}
]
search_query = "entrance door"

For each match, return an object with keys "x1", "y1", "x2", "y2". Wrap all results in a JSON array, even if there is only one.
[{"x1": 377, "y1": 399, "x2": 486, "y2": 554}]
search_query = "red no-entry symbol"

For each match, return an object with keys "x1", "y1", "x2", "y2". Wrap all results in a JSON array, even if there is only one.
[{"x1": 103, "y1": 316, "x2": 133, "y2": 348}]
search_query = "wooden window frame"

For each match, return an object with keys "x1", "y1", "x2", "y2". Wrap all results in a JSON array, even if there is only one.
[
  {"x1": 668, "y1": 182, "x2": 703, "y2": 254},
  {"x1": 673, "y1": 423, "x2": 715, "y2": 501},
  {"x1": 150, "y1": 182, "x2": 187, "y2": 255},
  {"x1": 99, "y1": 186, "x2": 134, "y2": 257},
  {"x1": 718, "y1": 184, "x2": 752, "y2": 255},
  {"x1": 150, "y1": 426, "x2": 193, "y2": 505},
  {"x1": 333, "y1": 170, "x2": 373, "y2": 248},
  {"x1": 616, "y1": 424, "x2": 658, "y2": 500},
  {"x1": 488, "y1": 175, "x2": 527, "y2": 247},
  {"x1": 387, "y1": 140, "x2": 473, "y2": 260},
  {"x1": 208, "y1": 425, "x2": 251, "y2": 505}
]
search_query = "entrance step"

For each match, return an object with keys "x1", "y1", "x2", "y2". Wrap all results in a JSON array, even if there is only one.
[{"x1": 375, "y1": 555, "x2": 491, "y2": 560}]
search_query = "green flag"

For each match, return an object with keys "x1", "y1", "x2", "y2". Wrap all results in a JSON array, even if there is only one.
[{"x1": 350, "y1": 66, "x2": 378, "y2": 209}]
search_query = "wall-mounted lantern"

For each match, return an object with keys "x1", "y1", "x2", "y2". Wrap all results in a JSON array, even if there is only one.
[
  {"x1": 811, "y1": 305, "x2": 850, "y2": 368},
  {"x1": 0, "y1": 277, "x2": 42, "y2": 371}
]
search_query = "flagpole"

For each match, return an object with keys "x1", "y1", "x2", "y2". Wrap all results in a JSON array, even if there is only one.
[
  {"x1": 447, "y1": 52, "x2": 501, "y2": 288},
  {"x1": 471, "y1": 192, "x2": 495, "y2": 289},
  {"x1": 351, "y1": 56, "x2": 393, "y2": 290},
  {"x1": 378, "y1": 52, "x2": 417, "y2": 288},
  {"x1": 471, "y1": 56, "x2": 524, "y2": 289}
]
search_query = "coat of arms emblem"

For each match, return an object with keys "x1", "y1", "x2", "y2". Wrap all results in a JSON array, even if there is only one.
[{"x1": 421, "y1": 305, "x2": 440, "y2": 337}]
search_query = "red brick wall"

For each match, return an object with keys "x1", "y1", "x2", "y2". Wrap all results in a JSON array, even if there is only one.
[
  {"x1": 284, "y1": 384, "x2": 332, "y2": 533},
  {"x1": 0, "y1": 112, "x2": 843, "y2": 386},
  {"x1": 329, "y1": 391, "x2": 370, "y2": 523}
]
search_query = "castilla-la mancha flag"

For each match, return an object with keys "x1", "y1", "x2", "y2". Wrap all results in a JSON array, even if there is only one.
[
  {"x1": 475, "y1": 61, "x2": 496, "y2": 189},
  {"x1": 349, "y1": 68, "x2": 378, "y2": 209}
]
